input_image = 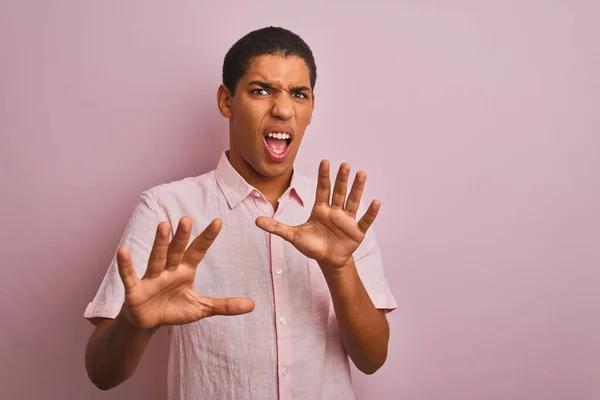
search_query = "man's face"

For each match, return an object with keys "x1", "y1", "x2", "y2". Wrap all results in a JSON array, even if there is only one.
[{"x1": 218, "y1": 54, "x2": 315, "y2": 180}]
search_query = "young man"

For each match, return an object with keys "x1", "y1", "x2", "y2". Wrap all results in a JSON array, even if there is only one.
[{"x1": 84, "y1": 27, "x2": 397, "y2": 400}]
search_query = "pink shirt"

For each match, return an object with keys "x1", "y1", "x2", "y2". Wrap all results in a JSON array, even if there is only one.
[{"x1": 85, "y1": 151, "x2": 397, "y2": 400}]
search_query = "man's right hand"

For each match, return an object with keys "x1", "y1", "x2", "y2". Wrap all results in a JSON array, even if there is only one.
[{"x1": 116, "y1": 217, "x2": 255, "y2": 330}]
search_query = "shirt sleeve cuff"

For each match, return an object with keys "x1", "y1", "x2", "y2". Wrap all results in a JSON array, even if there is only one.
[
  {"x1": 83, "y1": 301, "x2": 123, "y2": 322},
  {"x1": 371, "y1": 292, "x2": 398, "y2": 313}
]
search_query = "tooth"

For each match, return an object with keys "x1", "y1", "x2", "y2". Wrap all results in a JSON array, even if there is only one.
[
  {"x1": 268, "y1": 133, "x2": 274, "y2": 138},
  {"x1": 282, "y1": 133, "x2": 289, "y2": 139},
  {"x1": 276, "y1": 133, "x2": 282, "y2": 139}
]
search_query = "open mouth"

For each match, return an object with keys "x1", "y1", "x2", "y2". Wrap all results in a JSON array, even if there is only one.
[{"x1": 263, "y1": 131, "x2": 293, "y2": 161}]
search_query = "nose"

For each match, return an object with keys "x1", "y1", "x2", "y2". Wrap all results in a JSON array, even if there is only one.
[{"x1": 270, "y1": 92, "x2": 294, "y2": 121}]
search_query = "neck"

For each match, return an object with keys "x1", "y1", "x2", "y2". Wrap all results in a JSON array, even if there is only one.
[{"x1": 227, "y1": 151, "x2": 292, "y2": 209}]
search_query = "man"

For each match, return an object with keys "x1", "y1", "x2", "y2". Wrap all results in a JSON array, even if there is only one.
[{"x1": 84, "y1": 26, "x2": 397, "y2": 400}]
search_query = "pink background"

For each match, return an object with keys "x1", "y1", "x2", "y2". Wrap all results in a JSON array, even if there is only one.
[{"x1": 1, "y1": 1, "x2": 599, "y2": 399}]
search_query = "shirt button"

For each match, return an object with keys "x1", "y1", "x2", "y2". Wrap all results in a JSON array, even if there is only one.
[
  {"x1": 279, "y1": 317, "x2": 287, "y2": 325},
  {"x1": 275, "y1": 268, "x2": 282, "y2": 275},
  {"x1": 282, "y1": 369, "x2": 288, "y2": 377},
  {"x1": 253, "y1": 192, "x2": 261, "y2": 198}
]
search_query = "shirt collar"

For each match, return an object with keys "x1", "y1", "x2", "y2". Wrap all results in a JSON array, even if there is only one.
[{"x1": 215, "y1": 151, "x2": 310, "y2": 209}]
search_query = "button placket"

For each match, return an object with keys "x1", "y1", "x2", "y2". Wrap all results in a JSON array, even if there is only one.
[{"x1": 271, "y1": 233, "x2": 293, "y2": 397}]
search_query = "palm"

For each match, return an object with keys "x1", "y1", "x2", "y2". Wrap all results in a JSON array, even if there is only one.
[
  {"x1": 289, "y1": 205, "x2": 363, "y2": 267},
  {"x1": 256, "y1": 161, "x2": 380, "y2": 270},
  {"x1": 117, "y1": 218, "x2": 254, "y2": 330},
  {"x1": 123, "y1": 267, "x2": 209, "y2": 329}
]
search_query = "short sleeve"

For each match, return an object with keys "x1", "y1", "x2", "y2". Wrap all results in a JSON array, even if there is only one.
[
  {"x1": 83, "y1": 191, "x2": 166, "y2": 322},
  {"x1": 353, "y1": 227, "x2": 398, "y2": 313}
]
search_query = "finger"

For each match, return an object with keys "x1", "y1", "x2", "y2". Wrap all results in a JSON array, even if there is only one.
[
  {"x1": 345, "y1": 170, "x2": 366, "y2": 217},
  {"x1": 255, "y1": 217, "x2": 297, "y2": 244},
  {"x1": 165, "y1": 217, "x2": 192, "y2": 271},
  {"x1": 315, "y1": 160, "x2": 331, "y2": 205},
  {"x1": 144, "y1": 222, "x2": 172, "y2": 278},
  {"x1": 205, "y1": 296, "x2": 255, "y2": 316},
  {"x1": 357, "y1": 200, "x2": 381, "y2": 233},
  {"x1": 116, "y1": 246, "x2": 140, "y2": 292},
  {"x1": 331, "y1": 163, "x2": 350, "y2": 209},
  {"x1": 182, "y1": 218, "x2": 222, "y2": 268}
]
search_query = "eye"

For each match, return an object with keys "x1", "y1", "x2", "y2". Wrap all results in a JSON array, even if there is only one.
[
  {"x1": 292, "y1": 91, "x2": 308, "y2": 99},
  {"x1": 252, "y1": 89, "x2": 270, "y2": 96}
]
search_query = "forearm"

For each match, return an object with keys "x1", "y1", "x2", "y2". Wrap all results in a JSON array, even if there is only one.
[
  {"x1": 322, "y1": 259, "x2": 390, "y2": 374},
  {"x1": 85, "y1": 309, "x2": 158, "y2": 390}
]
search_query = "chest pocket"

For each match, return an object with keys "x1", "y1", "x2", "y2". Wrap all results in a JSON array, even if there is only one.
[{"x1": 307, "y1": 258, "x2": 336, "y2": 324}]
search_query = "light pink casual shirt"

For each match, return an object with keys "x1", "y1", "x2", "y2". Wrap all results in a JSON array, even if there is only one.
[{"x1": 85, "y1": 151, "x2": 397, "y2": 400}]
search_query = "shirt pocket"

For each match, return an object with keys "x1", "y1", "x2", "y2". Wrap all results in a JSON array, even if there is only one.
[{"x1": 307, "y1": 258, "x2": 335, "y2": 325}]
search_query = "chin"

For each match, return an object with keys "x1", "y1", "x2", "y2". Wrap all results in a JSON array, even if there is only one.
[
  {"x1": 254, "y1": 155, "x2": 292, "y2": 176},
  {"x1": 259, "y1": 162, "x2": 292, "y2": 178}
]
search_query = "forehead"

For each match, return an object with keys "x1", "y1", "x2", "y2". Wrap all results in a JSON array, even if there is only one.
[{"x1": 242, "y1": 54, "x2": 311, "y2": 87}]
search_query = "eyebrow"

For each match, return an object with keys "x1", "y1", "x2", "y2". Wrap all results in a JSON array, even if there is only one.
[{"x1": 247, "y1": 80, "x2": 311, "y2": 93}]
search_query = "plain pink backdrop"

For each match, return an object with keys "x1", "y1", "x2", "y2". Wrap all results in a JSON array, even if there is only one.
[{"x1": 1, "y1": 1, "x2": 599, "y2": 399}]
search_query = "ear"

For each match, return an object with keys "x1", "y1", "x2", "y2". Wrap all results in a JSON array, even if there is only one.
[
  {"x1": 308, "y1": 93, "x2": 316, "y2": 125},
  {"x1": 217, "y1": 84, "x2": 233, "y2": 118}
]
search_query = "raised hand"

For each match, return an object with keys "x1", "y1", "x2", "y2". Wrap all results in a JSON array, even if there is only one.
[
  {"x1": 255, "y1": 161, "x2": 380, "y2": 270},
  {"x1": 117, "y1": 217, "x2": 255, "y2": 330}
]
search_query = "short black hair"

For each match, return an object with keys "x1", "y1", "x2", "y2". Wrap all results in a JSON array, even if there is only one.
[{"x1": 222, "y1": 26, "x2": 317, "y2": 95}]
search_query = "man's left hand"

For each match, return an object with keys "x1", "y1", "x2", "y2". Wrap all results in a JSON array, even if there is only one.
[{"x1": 255, "y1": 160, "x2": 380, "y2": 272}]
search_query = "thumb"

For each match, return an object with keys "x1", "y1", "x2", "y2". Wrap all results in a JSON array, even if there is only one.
[
  {"x1": 255, "y1": 217, "x2": 296, "y2": 243},
  {"x1": 207, "y1": 297, "x2": 255, "y2": 316}
]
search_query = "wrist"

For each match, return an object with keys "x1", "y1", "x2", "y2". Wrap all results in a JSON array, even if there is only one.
[
  {"x1": 319, "y1": 257, "x2": 356, "y2": 281},
  {"x1": 116, "y1": 305, "x2": 160, "y2": 335}
]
